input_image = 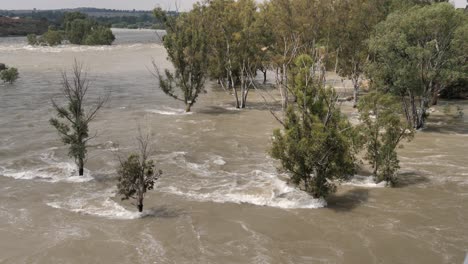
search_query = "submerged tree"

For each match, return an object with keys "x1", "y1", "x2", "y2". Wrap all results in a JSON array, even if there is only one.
[
  {"x1": 117, "y1": 130, "x2": 162, "y2": 212},
  {"x1": 271, "y1": 55, "x2": 357, "y2": 199},
  {"x1": 50, "y1": 60, "x2": 108, "y2": 176},
  {"x1": 0, "y1": 67, "x2": 19, "y2": 84},
  {"x1": 358, "y1": 92, "x2": 414, "y2": 185},
  {"x1": 153, "y1": 5, "x2": 208, "y2": 112},
  {"x1": 331, "y1": 0, "x2": 388, "y2": 107},
  {"x1": 367, "y1": 3, "x2": 468, "y2": 129}
]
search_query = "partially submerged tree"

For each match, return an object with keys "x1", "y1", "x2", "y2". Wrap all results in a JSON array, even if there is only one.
[
  {"x1": 0, "y1": 66, "x2": 19, "y2": 84},
  {"x1": 117, "y1": 130, "x2": 162, "y2": 212},
  {"x1": 358, "y1": 91, "x2": 414, "y2": 185},
  {"x1": 331, "y1": 0, "x2": 388, "y2": 107},
  {"x1": 50, "y1": 60, "x2": 108, "y2": 176},
  {"x1": 153, "y1": 5, "x2": 208, "y2": 112},
  {"x1": 367, "y1": 3, "x2": 468, "y2": 129},
  {"x1": 271, "y1": 54, "x2": 357, "y2": 199}
]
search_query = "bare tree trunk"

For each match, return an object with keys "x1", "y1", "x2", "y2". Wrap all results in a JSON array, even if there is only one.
[
  {"x1": 352, "y1": 77, "x2": 359, "y2": 108},
  {"x1": 409, "y1": 93, "x2": 418, "y2": 129},
  {"x1": 281, "y1": 64, "x2": 288, "y2": 111},
  {"x1": 416, "y1": 97, "x2": 428, "y2": 129},
  {"x1": 240, "y1": 68, "x2": 246, "y2": 108},
  {"x1": 263, "y1": 69, "x2": 267, "y2": 84},
  {"x1": 137, "y1": 198, "x2": 143, "y2": 212},
  {"x1": 185, "y1": 104, "x2": 192, "y2": 112},
  {"x1": 334, "y1": 49, "x2": 339, "y2": 74},
  {"x1": 78, "y1": 158, "x2": 84, "y2": 176}
]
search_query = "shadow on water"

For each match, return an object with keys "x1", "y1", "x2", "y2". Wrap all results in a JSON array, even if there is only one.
[
  {"x1": 395, "y1": 171, "x2": 430, "y2": 188},
  {"x1": 327, "y1": 189, "x2": 369, "y2": 213},
  {"x1": 423, "y1": 115, "x2": 468, "y2": 134},
  {"x1": 197, "y1": 106, "x2": 241, "y2": 115},
  {"x1": 141, "y1": 206, "x2": 185, "y2": 219}
]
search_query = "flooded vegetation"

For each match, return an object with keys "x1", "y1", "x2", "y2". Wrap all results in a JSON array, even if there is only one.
[{"x1": 1, "y1": 1, "x2": 468, "y2": 263}]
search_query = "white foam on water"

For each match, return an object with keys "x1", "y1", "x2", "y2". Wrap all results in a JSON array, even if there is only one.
[
  {"x1": 342, "y1": 175, "x2": 387, "y2": 188},
  {"x1": 146, "y1": 106, "x2": 193, "y2": 116},
  {"x1": 225, "y1": 106, "x2": 242, "y2": 111},
  {"x1": 136, "y1": 229, "x2": 168, "y2": 262},
  {"x1": 156, "y1": 153, "x2": 326, "y2": 209},
  {"x1": 0, "y1": 151, "x2": 93, "y2": 183},
  {"x1": 212, "y1": 155, "x2": 226, "y2": 166},
  {"x1": 161, "y1": 168, "x2": 326, "y2": 209},
  {"x1": 0, "y1": 43, "x2": 160, "y2": 53},
  {"x1": 47, "y1": 188, "x2": 143, "y2": 220}
]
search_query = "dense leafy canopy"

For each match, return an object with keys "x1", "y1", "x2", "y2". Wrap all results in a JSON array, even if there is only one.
[
  {"x1": 271, "y1": 55, "x2": 357, "y2": 198},
  {"x1": 366, "y1": 3, "x2": 468, "y2": 128}
]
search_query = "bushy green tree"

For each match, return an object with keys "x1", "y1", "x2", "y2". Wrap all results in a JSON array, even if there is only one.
[
  {"x1": 41, "y1": 29, "x2": 63, "y2": 46},
  {"x1": 330, "y1": 0, "x2": 388, "y2": 107},
  {"x1": 83, "y1": 25, "x2": 115, "y2": 45},
  {"x1": 153, "y1": 5, "x2": 208, "y2": 112},
  {"x1": 63, "y1": 12, "x2": 115, "y2": 45},
  {"x1": 117, "y1": 132, "x2": 162, "y2": 213},
  {"x1": 0, "y1": 67, "x2": 19, "y2": 84},
  {"x1": 367, "y1": 3, "x2": 468, "y2": 129},
  {"x1": 50, "y1": 61, "x2": 108, "y2": 176},
  {"x1": 358, "y1": 92, "x2": 414, "y2": 185},
  {"x1": 27, "y1": 30, "x2": 63, "y2": 46},
  {"x1": 66, "y1": 18, "x2": 95, "y2": 45},
  {"x1": 27, "y1": 34, "x2": 38, "y2": 45},
  {"x1": 203, "y1": 0, "x2": 263, "y2": 108},
  {"x1": 271, "y1": 55, "x2": 357, "y2": 199}
]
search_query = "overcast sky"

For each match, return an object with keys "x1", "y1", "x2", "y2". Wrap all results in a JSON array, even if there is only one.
[{"x1": 1, "y1": 0, "x2": 199, "y2": 11}]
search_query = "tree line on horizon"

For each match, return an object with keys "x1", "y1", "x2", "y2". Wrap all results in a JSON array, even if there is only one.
[{"x1": 26, "y1": 12, "x2": 115, "y2": 46}]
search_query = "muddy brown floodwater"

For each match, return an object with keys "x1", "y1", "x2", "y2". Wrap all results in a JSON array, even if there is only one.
[{"x1": 0, "y1": 29, "x2": 467, "y2": 263}]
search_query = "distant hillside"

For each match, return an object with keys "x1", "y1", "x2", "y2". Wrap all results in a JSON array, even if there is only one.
[
  {"x1": 0, "y1": 16, "x2": 48, "y2": 36},
  {"x1": 0, "y1": 8, "x2": 177, "y2": 18},
  {"x1": 0, "y1": 8, "x2": 175, "y2": 30}
]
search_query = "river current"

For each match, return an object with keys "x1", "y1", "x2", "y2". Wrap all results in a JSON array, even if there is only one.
[{"x1": 0, "y1": 28, "x2": 467, "y2": 263}]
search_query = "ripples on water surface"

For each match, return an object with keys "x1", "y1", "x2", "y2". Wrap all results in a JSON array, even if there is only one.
[{"x1": 0, "y1": 29, "x2": 467, "y2": 263}]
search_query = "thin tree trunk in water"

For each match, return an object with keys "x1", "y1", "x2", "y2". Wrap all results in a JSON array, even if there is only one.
[
  {"x1": 409, "y1": 93, "x2": 418, "y2": 129},
  {"x1": 240, "y1": 72, "x2": 245, "y2": 108},
  {"x1": 416, "y1": 97, "x2": 428, "y2": 129},
  {"x1": 352, "y1": 78, "x2": 359, "y2": 108},
  {"x1": 282, "y1": 64, "x2": 288, "y2": 111},
  {"x1": 185, "y1": 104, "x2": 191, "y2": 112},
  {"x1": 431, "y1": 85, "x2": 441, "y2": 106},
  {"x1": 78, "y1": 158, "x2": 84, "y2": 176},
  {"x1": 233, "y1": 86, "x2": 240, "y2": 108},
  {"x1": 334, "y1": 49, "x2": 339, "y2": 73},
  {"x1": 263, "y1": 70, "x2": 267, "y2": 84},
  {"x1": 138, "y1": 200, "x2": 143, "y2": 212}
]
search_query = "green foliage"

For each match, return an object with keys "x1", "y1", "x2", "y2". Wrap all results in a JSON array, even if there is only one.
[
  {"x1": 154, "y1": 5, "x2": 208, "y2": 112},
  {"x1": 0, "y1": 67, "x2": 19, "y2": 84},
  {"x1": 117, "y1": 154, "x2": 162, "y2": 212},
  {"x1": 366, "y1": 3, "x2": 468, "y2": 129},
  {"x1": 271, "y1": 55, "x2": 357, "y2": 199},
  {"x1": 27, "y1": 30, "x2": 63, "y2": 46},
  {"x1": 202, "y1": 0, "x2": 264, "y2": 108},
  {"x1": 27, "y1": 34, "x2": 38, "y2": 45},
  {"x1": 330, "y1": 0, "x2": 389, "y2": 106},
  {"x1": 83, "y1": 25, "x2": 115, "y2": 45},
  {"x1": 358, "y1": 92, "x2": 414, "y2": 185},
  {"x1": 63, "y1": 12, "x2": 115, "y2": 45},
  {"x1": 65, "y1": 18, "x2": 95, "y2": 44},
  {"x1": 40, "y1": 29, "x2": 63, "y2": 46},
  {"x1": 26, "y1": 11, "x2": 115, "y2": 46}
]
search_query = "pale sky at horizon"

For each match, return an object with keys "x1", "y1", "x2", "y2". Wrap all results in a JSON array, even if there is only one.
[{"x1": 0, "y1": 0, "x2": 199, "y2": 11}]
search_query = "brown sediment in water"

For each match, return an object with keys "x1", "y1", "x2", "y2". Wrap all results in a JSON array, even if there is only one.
[{"x1": 0, "y1": 29, "x2": 467, "y2": 264}]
